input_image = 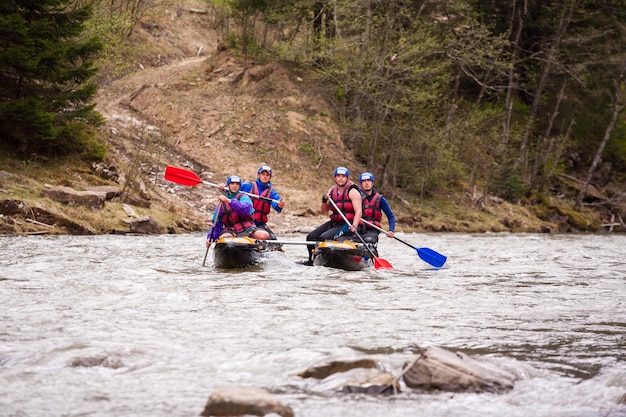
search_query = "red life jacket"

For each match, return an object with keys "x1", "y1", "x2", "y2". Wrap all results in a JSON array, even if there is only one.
[
  {"x1": 362, "y1": 192, "x2": 383, "y2": 228},
  {"x1": 220, "y1": 194, "x2": 255, "y2": 233},
  {"x1": 330, "y1": 181, "x2": 358, "y2": 223},
  {"x1": 251, "y1": 182, "x2": 272, "y2": 224}
]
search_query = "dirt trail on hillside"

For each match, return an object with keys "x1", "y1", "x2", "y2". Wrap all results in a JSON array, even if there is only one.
[{"x1": 92, "y1": 10, "x2": 356, "y2": 231}]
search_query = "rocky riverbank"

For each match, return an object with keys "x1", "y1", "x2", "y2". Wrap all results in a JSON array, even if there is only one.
[{"x1": 1, "y1": 2, "x2": 623, "y2": 237}]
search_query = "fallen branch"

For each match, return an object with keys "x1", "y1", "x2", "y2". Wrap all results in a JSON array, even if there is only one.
[{"x1": 25, "y1": 218, "x2": 54, "y2": 228}]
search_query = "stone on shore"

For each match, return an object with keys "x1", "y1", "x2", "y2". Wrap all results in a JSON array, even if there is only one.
[
  {"x1": 41, "y1": 185, "x2": 107, "y2": 209},
  {"x1": 126, "y1": 216, "x2": 162, "y2": 234}
]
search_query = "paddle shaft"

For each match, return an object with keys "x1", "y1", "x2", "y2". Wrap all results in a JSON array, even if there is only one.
[
  {"x1": 202, "y1": 245, "x2": 210, "y2": 266},
  {"x1": 391, "y1": 235, "x2": 422, "y2": 251},
  {"x1": 164, "y1": 165, "x2": 281, "y2": 203},
  {"x1": 360, "y1": 218, "x2": 391, "y2": 235},
  {"x1": 203, "y1": 223, "x2": 215, "y2": 267},
  {"x1": 361, "y1": 218, "x2": 412, "y2": 248},
  {"x1": 328, "y1": 197, "x2": 391, "y2": 268},
  {"x1": 361, "y1": 218, "x2": 447, "y2": 268},
  {"x1": 204, "y1": 180, "x2": 281, "y2": 203},
  {"x1": 260, "y1": 240, "x2": 311, "y2": 245}
]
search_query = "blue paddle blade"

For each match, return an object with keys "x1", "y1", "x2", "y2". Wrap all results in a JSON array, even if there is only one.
[{"x1": 416, "y1": 247, "x2": 447, "y2": 268}]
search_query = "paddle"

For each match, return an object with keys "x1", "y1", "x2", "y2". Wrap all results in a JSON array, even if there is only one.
[
  {"x1": 327, "y1": 197, "x2": 393, "y2": 269},
  {"x1": 164, "y1": 165, "x2": 281, "y2": 203},
  {"x1": 360, "y1": 218, "x2": 447, "y2": 268},
  {"x1": 203, "y1": 206, "x2": 221, "y2": 266},
  {"x1": 202, "y1": 240, "x2": 210, "y2": 266},
  {"x1": 256, "y1": 239, "x2": 311, "y2": 245}
]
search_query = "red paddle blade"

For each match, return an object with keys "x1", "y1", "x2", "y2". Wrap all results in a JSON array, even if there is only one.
[
  {"x1": 374, "y1": 257, "x2": 393, "y2": 269},
  {"x1": 164, "y1": 165, "x2": 203, "y2": 186}
]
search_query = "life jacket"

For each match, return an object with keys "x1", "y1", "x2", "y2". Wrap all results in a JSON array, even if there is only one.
[
  {"x1": 330, "y1": 181, "x2": 358, "y2": 223},
  {"x1": 251, "y1": 181, "x2": 272, "y2": 224},
  {"x1": 220, "y1": 194, "x2": 255, "y2": 233},
  {"x1": 362, "y1": 192, "x2": 383, "y2": 228}
]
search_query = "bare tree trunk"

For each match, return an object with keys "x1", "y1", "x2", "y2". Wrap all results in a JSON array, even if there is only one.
[
  {"x1": 545, "y1": 119, "x2": 575, "y2": 182},
  {"x1": 529, "y1": 80, "x2": 567, "y2": 189},
  {"x1": 331, "y1": 0, "x2": 339, "y2": 40},
  {"x1": 542, "y1": 81, "x2": 568, "y2": 143},
  {"x1": 502, "y1": 0, "x2": 527, "y2": 145},
  {"x1": 313, "y1": 1, "x2": 323, "y2": 37},
  {"x1": 515, "y1": 0, "x2": 576, "y2": 175},
  {"x1": 576, "y1": 81, "x2": 625, "y2": 209},
  {"x1": 445, "y1": 70, "x2": 461, "y2": 142}
]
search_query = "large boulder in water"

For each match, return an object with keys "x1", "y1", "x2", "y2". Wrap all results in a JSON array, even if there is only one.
[
  {"x1": 200, "y1": 386, "x2": 293, "y2": 417},
  {"x1": 315, "y1": 367, "x2": 400, "y2": 395},
  {"x1": 298, "y1": 358, "x2": 379, "y2": 379},
  {"x1": 402, "y1": 346, "x2": 519, "y2": 393},
  {"x1": 298, "y1": 358, "x2": 400, "y2": 394}
]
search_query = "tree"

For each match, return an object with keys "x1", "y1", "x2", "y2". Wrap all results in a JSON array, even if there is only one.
[
  {"x1": 0, "y1": 0, "x2": 104, "y2": 157},
  {"x1": 459, "y1": 0, "x2": 626, "y2": 199},
  {"x1": 225, "y1": 0, "x2": 269, "y2": 62},
  {"x1": 576, "y1": 61, "x2": 626, "y2": 210}
]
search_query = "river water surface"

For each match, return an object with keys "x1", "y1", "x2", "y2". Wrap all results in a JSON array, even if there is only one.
[{"x1": 1, "y1": 233, "x2": 625, "y2": 417}]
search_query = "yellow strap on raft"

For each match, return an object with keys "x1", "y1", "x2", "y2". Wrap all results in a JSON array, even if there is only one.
[
  {"x1": 317, "y1": 240, "x2": 359, "y2": 250},
  {"x1": 216, "y1": 236, "x2": 257, "y2": 245}
]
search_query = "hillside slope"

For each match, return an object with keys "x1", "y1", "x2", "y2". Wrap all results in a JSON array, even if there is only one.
[
  {"x1": 92, "y1": 3, "x2": 369, "y2": 233},
  {"x1": 2, "y1": 1, "x2": 607, "y2": 235}
]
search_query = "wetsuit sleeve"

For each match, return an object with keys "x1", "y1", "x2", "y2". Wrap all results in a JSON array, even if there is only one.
[
  {"x1": 380, "y1": 197, "x2": 396, "y2": 232},
  {"x1": 270, "y1": 189, "x2": 283, "y2": 213},
  {"x1": 208, "y1": 206, "x2": 223, "y2": 240},
  {"x1": 209, "y1": 222, "x2": 223, "y2": 240},
  {"x1": 240, "y1": 182, "x2": 252, "y2": 193},
  {"x1": 231, "y1": 195, "x2": 254, "y2": 216}
]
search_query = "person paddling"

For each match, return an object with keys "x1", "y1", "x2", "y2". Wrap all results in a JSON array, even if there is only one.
[
  {"x1": 305, "y1": 166, "x2": 362, "y2": 265},
  {"x1": 206, "y1": 175, "x2": 270, "y2": 246},
  {"x1": 240, "y1": 165, "x2": 285, "y2": 240},
  {"x1": 359, "y1": 172, "x2": 395, "y2": 247}
]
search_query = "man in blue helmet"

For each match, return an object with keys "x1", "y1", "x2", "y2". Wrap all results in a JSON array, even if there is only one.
[
  {"x1": 206, "y1": 175, "x2": 270, "y2": 246},
  {"x1": 359, "y1": 172, "x2": 395, "y2": 246},
  {"x1": 240, "y1": 165, "x2": 285, "y2": 240},
  {"x1": 304, "y1": 166, "x2": 362, "y2": 265}
]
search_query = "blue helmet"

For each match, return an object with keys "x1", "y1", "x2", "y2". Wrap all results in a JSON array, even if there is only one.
[
  {"x1": 257, "y1": 165, "x2": 272, "y2": 176},
  {"x1": 360, "y1": 172, "x2": 375, "y2": 182},
  {"x1": 226, "y1": 175, "x2": 242, "y2": 185},
  {"x1": 334, "y1": 166, "x2": 349, "y2": 177}
]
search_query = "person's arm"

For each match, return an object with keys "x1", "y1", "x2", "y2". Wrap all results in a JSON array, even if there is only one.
[
  {"x1": 230, "y1": 195, "x2": 254, "y2": 216},
  {"x1": 380, "y1": 197, "x2": 396, "y2": 236},
  {"x1": 207, "y1": 221, "x2": 223, "y2": 242},
  {"x1": 240, "y1": 182, "x2": 252, "y2": 193},
  {"x1": 320, "y1": 187, "x2": 332, "y2": 214},
  {"x1": 206, "y1": 205, "x2": 223, "y2": 245},
  {"x1": 270, "y1": 189, "x2": 284, "y2": 212},
  {"x1": 348, "y1": 187, "x2": 362, "y2": 232}
]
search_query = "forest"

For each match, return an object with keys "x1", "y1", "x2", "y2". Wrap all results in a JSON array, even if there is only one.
[{"x1": 1, "y1": 0, "x2": 625, "y2": 225}]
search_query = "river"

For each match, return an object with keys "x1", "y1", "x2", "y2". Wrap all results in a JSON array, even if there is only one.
[{"x1": 1, "y1": 232, "x2": 625, "y2": 417}]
